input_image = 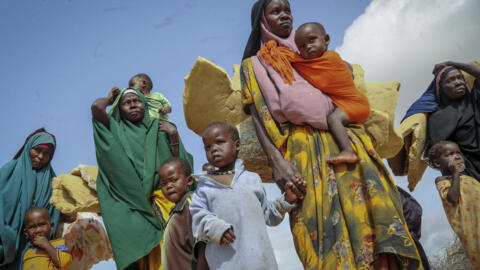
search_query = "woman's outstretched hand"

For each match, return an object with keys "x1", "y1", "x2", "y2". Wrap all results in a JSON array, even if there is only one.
[{"x1": 271, "y1": 155, "x2": 306, "y2": 200}]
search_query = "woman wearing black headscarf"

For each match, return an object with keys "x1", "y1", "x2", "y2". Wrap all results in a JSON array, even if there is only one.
[
  {"x1": 240, "y1": 0, "x2": 422, "y2": 269},
  {"x1": 428, "y1": 62, "x2": 480, "y2": 180}
]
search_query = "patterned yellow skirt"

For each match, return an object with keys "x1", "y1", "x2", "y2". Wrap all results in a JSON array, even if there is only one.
[{"x1": 241, "y1": 58, "x2": 422, "y2": 269}]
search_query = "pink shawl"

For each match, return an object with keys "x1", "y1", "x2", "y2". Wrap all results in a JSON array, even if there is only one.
[{"x1": 251, "y1": 17, "x2": 334, "y2": 130}]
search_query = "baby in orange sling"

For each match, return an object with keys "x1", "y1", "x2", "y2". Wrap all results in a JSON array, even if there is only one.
[{"x1": 259, "y1": 22, "x2": 370, "y2": 164}]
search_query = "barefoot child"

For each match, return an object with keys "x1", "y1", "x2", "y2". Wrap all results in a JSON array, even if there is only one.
[
  {"x1": 129, "y1": 73, "x2": 172, "y2": 121},
  {"x1": 259, "y1": 22, "x2": 370, "y2": 164},
  {"x1": 23, "y1": 207, "x2": 72, "y2": 270},
  {"x1": 157, "y1": 158, "x2": 208, "y2": 270},
  {"x1": 190, "y1": 122, "x2": 306, "y2": 269},
  {"x1": 429, "y1": 141, "x2": 480, "y2": 268}
]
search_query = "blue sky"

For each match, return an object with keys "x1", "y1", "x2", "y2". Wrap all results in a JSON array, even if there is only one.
[{"x1": 2, "y1": 0, "x2": 477, "y2": 269}]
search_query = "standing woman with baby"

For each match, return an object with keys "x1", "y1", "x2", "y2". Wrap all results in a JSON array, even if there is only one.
[{"x1": 241, "y1": 0, "x2": 422, "y2": 268}]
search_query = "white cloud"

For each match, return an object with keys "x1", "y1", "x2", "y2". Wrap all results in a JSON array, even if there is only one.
[
  {"x1": 337, "y1": 0, "x2": 480, "y2": 261},
  {"x1": 337, "y1": 0, "x2": 480, "y2": 119}
]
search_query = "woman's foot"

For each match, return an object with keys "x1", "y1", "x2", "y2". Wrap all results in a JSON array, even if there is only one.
[{"x1": 327, "y1": 150, "x2": 358, "y2": 164}]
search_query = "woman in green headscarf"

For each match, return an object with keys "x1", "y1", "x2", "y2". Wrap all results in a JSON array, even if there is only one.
[
  {"x1": 0, "y1": 128, "x2": 60, "y2": 269},
  {"x1": 91, "y1": 87, "x2": 193, "y2": 270}
]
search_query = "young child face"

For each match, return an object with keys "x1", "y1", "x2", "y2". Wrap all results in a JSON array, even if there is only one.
[
  {"x1": 24, "y1": 209, "x2": 53, "y2": 240},
  {"x1": 295, "y1": 24, "x2": 330, "y2": 59},
  {"x1": 120, "y1": 93, "x2": 145, "y2": 123},
  {"x1": 29, "y1": 145, "x2": 52, "y2": 170},
  {"x1": 434, "y1": 143, "x2": 465, "y2": 173},
  {"x1": 202, "y1": 126, "x2": 240, "y2": 170},
  {"x1": 159, "y1": 162, "x2": 193, "y2": 204}
]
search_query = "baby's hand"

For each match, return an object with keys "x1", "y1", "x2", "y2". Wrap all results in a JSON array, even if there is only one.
[
  {"x1": 32, "y1": 235, "x2": 51, "y2": 250},
  {"x1": 220, "y1": 228, "x2": 235, "y2": 246},
  {"x1": 285, "y1": 177, "x2": 306, "y2": 204},
  {"x1": 158, "y1": 107, "x2": 171, "y2": 115}
]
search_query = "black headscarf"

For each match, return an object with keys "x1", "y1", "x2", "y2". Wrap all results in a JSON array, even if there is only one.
[
  {"x1": 428, "y1": 69, "x2": 480, "y2": 180},
  {"x1": 242, "y1": 0, "x2": 272, "y2": 60}
]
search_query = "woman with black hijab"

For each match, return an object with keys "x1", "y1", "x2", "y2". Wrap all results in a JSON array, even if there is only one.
[
  {"x1": 405, "y1": 61, "x2": 480, "y2": 180},
  {"x1": 240, "y1": 0, "x2": 422, "y2": 269}
]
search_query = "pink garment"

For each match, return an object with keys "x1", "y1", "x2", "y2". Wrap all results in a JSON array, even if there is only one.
[{"x1": 251, "y1": 16, "x2": 334, "y2": 130}]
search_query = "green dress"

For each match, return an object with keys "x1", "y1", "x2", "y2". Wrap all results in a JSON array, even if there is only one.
[{"x1": 93, "y1": 88, "x2": 192, "y2": 270}]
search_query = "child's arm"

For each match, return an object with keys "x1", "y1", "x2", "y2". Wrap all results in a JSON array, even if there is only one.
[
  {"x1": 157, "y1": 93, "x2": 172, "y2": 115},
  {"x1": 258, "y1": 174, "x2": 305, "y2": 226},
  {"x1": 446, "y1": 162, "x2": 461, "y2": 206},
  {"x1": 91, "y1": 87, "x2": 120, "y2": 127},
  {"x1": 189, "y1": 190, "x2": 233, "y2": 245},
  {"x1": 31, "y1": 236, "x2": 61, "y2": 267},
  {"x1": 195, "y1": 241, "x2": 210, "y2": 270}
]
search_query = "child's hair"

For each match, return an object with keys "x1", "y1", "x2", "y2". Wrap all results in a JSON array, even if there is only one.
[
  {"x1": 427, "y1": 140, "x2": 456, "y2": 168},
  {"x1": 202, "y1": 121, "x2": 240, "y2": 141},
  {"x1": 159, "y1": 157, "x2": 192, "y2": 177},
  {"x1": 297, "y1": 22, "x2": 327, "y2": 35},
  {"x1": 24, "y1": 206, "x2": 50, "y2": 225},
  {"x1": 129, "y1": 73, "x2": 153, "y2": 89}
]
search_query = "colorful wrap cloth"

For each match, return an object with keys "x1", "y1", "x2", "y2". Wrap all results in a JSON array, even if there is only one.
[
  {"x1": 0, "y1": 130, "x2": 60, "y2": 269},
  {"x1": 258, "y1": 41, "x2": 370, "y2": 124},
  {"x1": 436, "y1": 175, "x2": 480, "y2": 269},
  {"x1": 94, "y1": 88, "x2": 193, "y2": 269},
  {"x1": 241, "y1": 57, "x2": 421, "y2": 269}
]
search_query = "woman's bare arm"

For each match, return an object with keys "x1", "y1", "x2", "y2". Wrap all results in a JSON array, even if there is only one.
[
  {"x1": 435, "y1": 61, "x2": 480, "y2": 80},
  {"x1": 248, "y1": 103, "x2": 305, "y2": 198},
  {"x1": 91, "y1": 87, "x2": 120, "y2": 127}
]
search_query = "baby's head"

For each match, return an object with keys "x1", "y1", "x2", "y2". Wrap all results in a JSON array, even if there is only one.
[
  {"x1": 295, "y1": 22, "x2": 330, "y2": 59},
  {"x1": 24, "y1": 207, "x2": 53, "y2": 240},
  {"x1": 129, "y1": 73, "x2": 153, "y2": 95},
  {"x1": 202, "y1": 122, "x2": 240, "y2": 170},
  {"x1": 158, "y1": 157, "x2": 194, "y2": 204},
  {"x1": 428, "y1": 141, "x2": 465, "y2": 175}
]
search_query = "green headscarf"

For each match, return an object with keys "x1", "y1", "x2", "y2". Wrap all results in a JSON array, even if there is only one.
[
  {"x1": 94, "y1": 88, "x2": 193, "y2": 269},
  {"x1": 0, "y1": 131, "x2": 59, "y2": 269}
]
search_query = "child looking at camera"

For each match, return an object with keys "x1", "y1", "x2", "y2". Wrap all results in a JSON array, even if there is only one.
[
  {"x1": 23, "y1": 207, "x2": 72, "y2": 270},
  {"x1": 429, "y1": 141, "x2": 480, "y2": 268},
  {"x1": 259, "y1": 22, "x2": 370, "y2": 164},
  {"x1": 189, "y1": 122, "x2": 305, "y2": 270}
]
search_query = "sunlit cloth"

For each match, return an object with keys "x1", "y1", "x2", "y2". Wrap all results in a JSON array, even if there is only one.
[
  {"x1": 247, "y1": 17, "x2": 334, "y2": 130},
  {"x1": 241, "y1": 58, "x2": 421, "y2": 269},
  {"x1": 259, "y1": 41, "x2": 370, "y2": 124},
  {"x1": 436, "y1": 175, "x2": 480, "y2": 268},
  {"x1": 62, "y1": 213, "x2": 113, "y2": 270},
  {"x1": 22, "y1": 238, "x2": 72, "y2": 270},
  {"x1": 147, "y1": 92, "x2": 171, "y2": 121},
  {"x1": 151, "y1": 189, "x2": 175, "y2": 226},
  {"x1": 94, "y1": 88, "x2": 193, "y2": 269},
  {"x1": 0, "y1": 130, "x2": 60, "y2": 269}
]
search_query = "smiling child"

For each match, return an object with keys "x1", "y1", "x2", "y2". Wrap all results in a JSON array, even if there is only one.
[{"x1": 189, "y1": 122, "x2": 305, "y2": 269}]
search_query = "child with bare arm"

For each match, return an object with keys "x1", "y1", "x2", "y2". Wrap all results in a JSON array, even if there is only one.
[
  {"x1": 258, "y1": 22, "x2": 370, "y2": 164},
  {"x1": 22, "y1": 207, "x2": 72, "y2": 270},
  {"x1": 293, "y1": 22, "x2": 370, "y2": 164},
  {"x1": 428, "y1": 141, "x2": 480, "y2": 269},
  {"x1": 189, "y1": 122, "x2": 306, "y2": 269},
  {"x1": 129, "y1": 73, "x2": 172, "y2": 121}
]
